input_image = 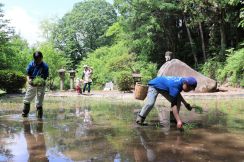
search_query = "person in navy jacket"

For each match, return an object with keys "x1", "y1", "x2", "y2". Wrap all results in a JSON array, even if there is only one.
[
  {"x1": 22, "y1": 51, "x2": 49, "y2": 118},
  {"x1": 136, "y1": 76, "x2": 197, "y2": 129}
]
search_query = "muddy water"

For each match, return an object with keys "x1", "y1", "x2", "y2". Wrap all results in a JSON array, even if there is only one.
[{"x1": 0, "y1": 96, "x2": 243, "y2": 162}]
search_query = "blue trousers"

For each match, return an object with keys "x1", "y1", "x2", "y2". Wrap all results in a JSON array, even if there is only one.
[
  {"x1": 139, "y1": 86, "x2": 181, "y2": 118},
  {"x1": 83, "y1": 82, "x2": 91, "y2": 93}
]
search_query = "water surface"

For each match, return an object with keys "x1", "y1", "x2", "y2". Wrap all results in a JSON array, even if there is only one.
[{"x1": 0, "y1": 96, "x2": 243, "y2": 162}]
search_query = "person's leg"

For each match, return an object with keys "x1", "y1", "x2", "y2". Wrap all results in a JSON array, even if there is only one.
[
  {"x1": 136, "y1": 86, "x2": 159, "y2": 124},
  {"x1": 35, "y1": 86, "x2": 45, "y2": 118},
  {"x1": 157, "y1": 106, "x2": 170, "y2": 128},
  {"x1": 87, "y1": 82, "x2": 91, "y2": 93},
  {"x1": 83, "y1": 83, "x2": 87, "y2": 93},
  {"x1": 22, "y1": 85, "x2": 37, "y2": 117},
  {"x1": 160, "y1": 92, "x2": 181, "y2": 123}
]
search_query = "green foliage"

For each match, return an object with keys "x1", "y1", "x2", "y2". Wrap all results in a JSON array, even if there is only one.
[
  {"x1": 114, "y1": 0, "x2": 243, "y2": 66},
  {"x1": 114, "y1": 71, "x2": 133, "y2": 91},
  {"x1": 105, "y1": 22, "x2": 125, "y2": 42},
  {"x1": 132, "y1": 61, "x2": 157, "y2": 85},
  {"x1": 239, "y1": 6, "x2": 244, "y2": 28},
  {"x1": 0, "y1": 3, "x2": 15, "y2": 69},
  {"x1": 114, "y1": 0, "x2": 183, "y2": 64},
  {"x1": 8, "y1": 35, "x2": 32, "y2": 73},
  {"x1": 200, "y1": 57, "x2": 223, "y2": 80},
  {"x1": 38, "y1": 41, "x2": 70, "y2": 90},
  {"x1": 77, "y1": 41, "x2": 130, "y2": 88},
  {"x1": 1, "y1": 0, "x2": 243, "y2": 90},
  {"x1": 78, "y1": 39, "x2": 157, "y2": 89},
  {"x1": 219, "y1": 47, "x2": 244, "y2": 87},
  {"x1": 32, "y1": 76, "x2": 45, "y2": 86},
  {"x1": 192, "y1": 105, "x2": 203, "y2": 114},
  {"x1": 0, "y1": 70, "x2": 26, "y2": 93},
  {"x1": 201, "y1": 46, "x2": 244, "y2": 87},
  {"x1": 52, "y1": 0, "x2": 117, "y2": 68},
  {"x1": 183, "y1": 123, "x2": 197, "y2": 134}
]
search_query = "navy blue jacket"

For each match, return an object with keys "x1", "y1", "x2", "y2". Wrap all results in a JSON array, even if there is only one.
[{"x1": 26, "y1": 61, "x2": 49, "y2": 80}]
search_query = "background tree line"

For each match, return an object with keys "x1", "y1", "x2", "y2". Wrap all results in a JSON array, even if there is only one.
[{"x1": 0, "y1": 0, "x2": 243, "y2": 93}]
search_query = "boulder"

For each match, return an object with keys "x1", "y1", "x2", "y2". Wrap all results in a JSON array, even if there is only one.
[{"x1": 157, "y1": 59, "x2": 217, "y2": 92}]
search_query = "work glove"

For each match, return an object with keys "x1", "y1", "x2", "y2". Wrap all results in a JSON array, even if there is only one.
[{"x1": 185, "y1": 103, "x2": 192, "y2": 111}]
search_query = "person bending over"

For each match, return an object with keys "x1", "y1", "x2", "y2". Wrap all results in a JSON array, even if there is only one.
[{"x1": 136, "y1": 76, "x2": 197, "y2": 129}]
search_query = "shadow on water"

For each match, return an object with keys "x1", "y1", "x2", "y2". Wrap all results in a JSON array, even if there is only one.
[{"x1": 0, "y1": 97, "x2": 243, "y2": 161}]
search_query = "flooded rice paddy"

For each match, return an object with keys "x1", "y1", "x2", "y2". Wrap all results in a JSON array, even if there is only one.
[{"x1": 0, "y1": 95, "x2": 243, "y2": 162}]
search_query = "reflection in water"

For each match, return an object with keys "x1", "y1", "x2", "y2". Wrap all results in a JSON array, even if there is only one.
[
  {"x1": 0, "y1": 98, "x2": 243, "y2": 162},
  {"x1": 114, "y1": 153, "x2": 121, "y2": 162},
  {"x1": 23, "y1": 120, "x2": 48, "y2": 162},
  {"x1": 134, "y1": 128, "x2": 156, "y2": 162},
  {"x1": 75, "y1": 106, "x2": 93, "y2": 137}
]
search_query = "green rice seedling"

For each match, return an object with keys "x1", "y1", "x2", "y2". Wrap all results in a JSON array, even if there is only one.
[
  {"x1": 32, "y1": 77, "x2": 45, "y2": 86},
  {"x1": 192, "y1": 105, "x2": 203, "y2": 114}
]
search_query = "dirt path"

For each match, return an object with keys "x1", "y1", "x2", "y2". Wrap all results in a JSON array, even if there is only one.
[{"x1": 45, "y1": 86, "x2": 244, "y2": 100}]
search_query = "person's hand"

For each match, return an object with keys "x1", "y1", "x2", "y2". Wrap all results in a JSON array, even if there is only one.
[
  {"x1": 185, "y1": 103, "x2": 192, "y2": 111},
  {"x1": 28, "y1": 79, "x2": 33, "y2": 85},
  {"x1": 177, "y1": 120, "x2": 183, "y2": 129}
]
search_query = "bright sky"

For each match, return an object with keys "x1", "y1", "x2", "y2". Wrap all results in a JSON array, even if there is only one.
[{"x1": 1, "y1": 0, "x2": 113, "y2": 46}]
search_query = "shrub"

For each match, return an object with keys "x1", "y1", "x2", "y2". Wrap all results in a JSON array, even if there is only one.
[
  {"x1": 219, "y1": 48, "x2": 244, "y2": 87},
  {"x1": 200, "y1": 57, "x2": 223, "y2": 80},
  {"x1": 132, "y1": 61, "x2": 157, "y2": 85},
  {"x1": 114, "y1": 71, "x2": 133, "y2": 91},
  {"x1": 0, "y1": 70, "x2": 27, "y2": 93}
]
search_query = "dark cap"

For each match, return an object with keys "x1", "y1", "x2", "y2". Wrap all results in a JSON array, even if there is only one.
[
  {"x1": 184, "y1": 77, "x2": 197, "y2": 89},
  {"x1": 33, "y1": 51, "x2": 43, "y2": 59}
]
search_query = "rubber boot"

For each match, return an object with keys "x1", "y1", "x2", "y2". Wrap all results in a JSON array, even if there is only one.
[
  {"x1": 23, "y1": 120, "x2": 31, "y2": 133},
  {"x1": 22, "y1": 103, "x2": 30, "y2": 117},
  {"x1": 36, "y1": 106, "x2": 43, "y2": 119},
  {"x1": 36, "y1": 121, "x2": 43, "y2": 132},
  {"x1": 136, "y1": 114, "x2": 146, "y2": 125}
]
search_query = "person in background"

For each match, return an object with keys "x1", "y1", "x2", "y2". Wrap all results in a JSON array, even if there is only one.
[
  {"x1": 22, "y1": 51, "x2": 49, "y2": 118},
  {"x1": 75, "y1": 78, "x2": 82, "y2": 94},
  {"x1": 82, "y1": 65, "x2": 93, "y2": 94},
  {"x1": 136, "y1": 76, "x2": 197, "y2": 129}
]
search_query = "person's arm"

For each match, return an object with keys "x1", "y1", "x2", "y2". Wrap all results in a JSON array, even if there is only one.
[
  {"x1": 27, "y1": 76, "x2": 33, "y2": 85},
  {"x1": 88, "y1": 67, "x2": 92, "y2": 72},
  {"x1": 179, "y1": 93, "x2": 187, "y2": 105},
  {"x1": 26, "y1": 62, "x2": 33, "y2": 84},
  {"x1": 179, "y1": 94, "x2": 192, "y2": 111},
  {"x1": 172, "y1": 105, "x2": 182, "y2": 129},
  {"x1": 169, "y1": 94, "x2": 183, "y2": 129}
]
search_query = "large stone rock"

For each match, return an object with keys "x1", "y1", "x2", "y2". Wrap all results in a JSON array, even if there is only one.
[{"x1": 157, "y1": 59, "x2": 217, "y2": 92}]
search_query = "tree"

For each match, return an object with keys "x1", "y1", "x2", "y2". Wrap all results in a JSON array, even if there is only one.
[
  {"x1": 199, "y1": 0, "x2": 242, "y2": 61},
  {"x1": 0, "y1": 3, "x2": 14, "y2": 69},
  {"x1": 8, "y1": 35, "x2": 31, "y2": 73},
  {"x1": 52, "y1": 0, "x2": 117, "y2": 68},
  {"x1": 39, "y1": 17, "x2": 58, "y2": 41},
  {"x1": 180, "y1": 0, "x2": 207, "y2": 63}
]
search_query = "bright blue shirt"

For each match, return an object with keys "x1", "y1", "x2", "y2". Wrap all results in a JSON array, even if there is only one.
[
  {"x1": 148, "y1": 76, "x2": 184, "y2": 98},
  {"x1": 26, "y1": 61, "x2": 49, "y2": 80}
]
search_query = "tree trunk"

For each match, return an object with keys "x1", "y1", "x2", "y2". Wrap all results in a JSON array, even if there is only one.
[
  {"x1": 220, "y1": 21, "x2": 226, "y2": 61},
  {"x1": 184, "y1": 18, "x2": 198, "y2": 67},
  {"x1": 199, "y1": 22, "x2": 207, "y2": 61}
]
